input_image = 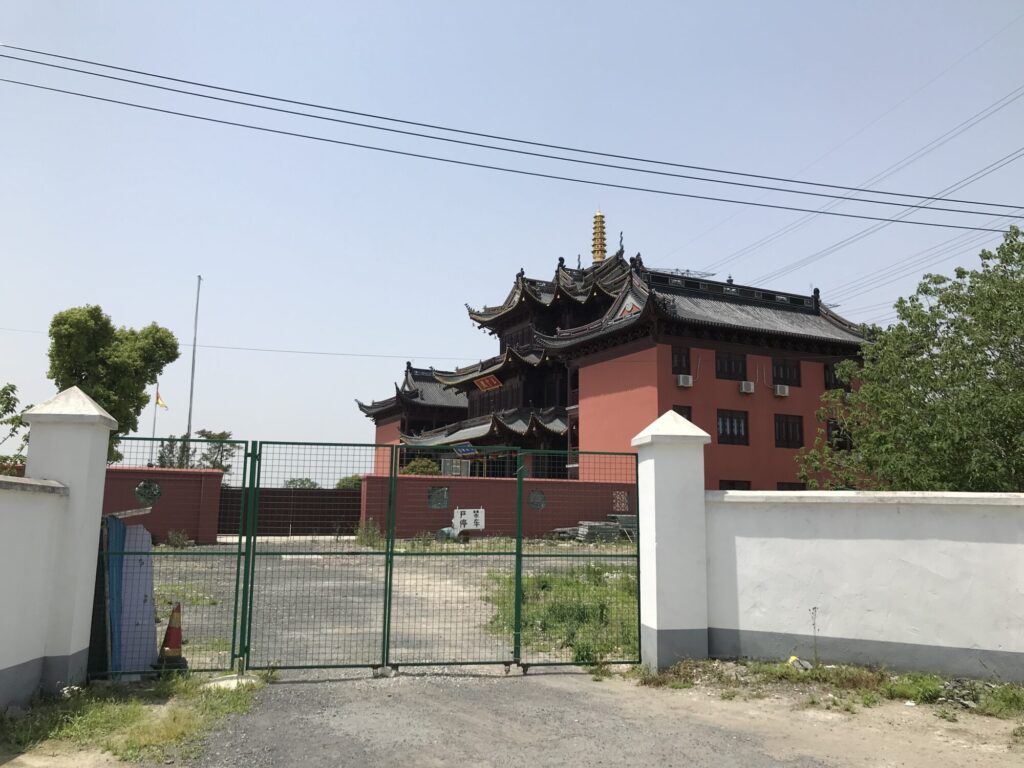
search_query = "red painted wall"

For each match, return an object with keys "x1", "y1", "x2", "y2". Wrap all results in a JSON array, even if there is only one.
[
  {"x1": 361, "y1": 474, "x2": 636, "y2": 539},
  {"x1": 374, "y1": 418, "x2": 401, "y2": 474},
  {"x1": 103, "y1": 467, "x2": 223, "y2": 544},
  {"x1": 578, "y1": 342, "x2": 659, "y2": 477},
  {"x1": 577, "y1": 342, "x2": 832, "y2": 490}
]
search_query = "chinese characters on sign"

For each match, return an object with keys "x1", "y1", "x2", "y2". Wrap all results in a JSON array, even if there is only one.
[
  {"x1": 452, "y1": 507, "x2": 485, "y2": 531},
  {"x1": 473, "y1": 375, "x2": 502, "y2": 392}
]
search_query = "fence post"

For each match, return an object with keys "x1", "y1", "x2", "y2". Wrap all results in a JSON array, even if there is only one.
[
  {"x1": 631, "y1": 410, "x2": 710, "y2": 670},
  {"x1": 22, "y1": 387, "x2": 117, "y2": 690}
]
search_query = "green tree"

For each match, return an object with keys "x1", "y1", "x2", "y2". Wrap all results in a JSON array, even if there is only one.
[
  {"x1": 400, "y1": 457, "x2": 441, "y2": 475},
  {"x1": 47, "y1": 305, "x2": 179, "y2": 454},
  {"x1": 195, "y1": 429, "x2": 237, "y2": 476},
  {"x1": 285, "y1": 477, "x2": 320, "y2": 489},
  {"x1": 799, "y1": 227, "x2": 1024, "y2": 492},
  {"x1": 335, "y1": 474, "x2": 362, "y2": 490},
  {"x1": 0, "y1": 384, "x2": 29, "y2": 476},
  {"x1": 156, "y1": 435, "x2": 196, "y2": 469}
]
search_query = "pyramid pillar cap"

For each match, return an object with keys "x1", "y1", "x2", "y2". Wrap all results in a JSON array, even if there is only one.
[{"x1": 23, "y1": 386, "x2": 118, "y2": 430}]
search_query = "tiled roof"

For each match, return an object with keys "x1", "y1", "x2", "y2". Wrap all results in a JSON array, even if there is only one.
[
  {"x1": 432, "y1": 348, "x2": 548, "y2": 388},
  {"x1": 400, "y1": 407, "x2": 568, "y2": 446},
  {"x1": 466, "y1": 255, "x2": 632, "y2": 326},
  {"x1": 537, "y1": 268, "x2": 864, "y2": 350},
  {"x1": 357, "y1": 362, "x2": 468, "y2": 418}
]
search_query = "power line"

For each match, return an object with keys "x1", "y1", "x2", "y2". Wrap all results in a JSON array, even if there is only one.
[
  {"x1": 0, "y1": 325, "x2": 473, "y2": 360},
  {"x1": 4, "y1": 53, "x2": 1017, "y2": 218},
  {"x1": 660, "y1": 8, "x2": 1024, "y2": 258},
  {"x1": 699, "y1": 81, "x2": 1024, "y2": 273},
  {"x1": 3, "y1": 44, "x2": 1021, "y2": 212},
  {"x1": 0, "y1": 77, "x2": 1009, "y2": 234},
  {"x1": 749, "y1": 147, "x2": 1024, "y2": 283}
]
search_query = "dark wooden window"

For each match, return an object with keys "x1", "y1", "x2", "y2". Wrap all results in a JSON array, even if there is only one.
[
  {"x1": 777, "y1": 482, "x2": 807, "y2": 490},
  {"x1": 717, "y1": 409, "x2": 749, "y2": 445},
  {"x1": 672, "y1": 346, "x2": 691, "y2": 375},
  {"x1": 719, "y1": 480, "x2": 751, "y2": 490},
  {"x1": 824, "y1": 363, "x2": 848, "y2": 390},
  {"x1": 673, "y1": 405, "x2": 692, "y2": 420},
  {"x1": 774, "y1": 414, "x2": 804, "y2": 448},
  {"x1": 772, "y1": 358, "x2": 801, "y2": 387},
  {"x1": 716, "y1": 351, "x2": 747, "y2": 381},
  {"x1": 827, "y1": 419, "x2": 853, "y2": 450}
]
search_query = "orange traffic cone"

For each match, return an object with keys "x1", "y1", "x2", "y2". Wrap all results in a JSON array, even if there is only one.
[{"x1": 155, "y1": 602, "x2": 189, "y2": 672}]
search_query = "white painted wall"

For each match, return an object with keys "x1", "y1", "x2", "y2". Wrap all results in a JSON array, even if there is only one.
[
  {"x1": 0, "y1": 480, "x2": 66, "y2": 689},
  {"x1": 0, "y1": 387, "x2": 116, "y2": 706},
  {"x1": 704, "y1": 491, "x2": 1024, "y2": 677}
]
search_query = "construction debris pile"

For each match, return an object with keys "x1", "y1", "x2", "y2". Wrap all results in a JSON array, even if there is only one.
[{"x1": 553, "y1": 514, "x2": 637, "y2": 543}]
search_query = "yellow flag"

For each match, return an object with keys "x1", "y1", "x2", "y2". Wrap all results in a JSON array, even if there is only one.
[{"x1": 156, "y1": 388, "x2": 168, "y2": 409}]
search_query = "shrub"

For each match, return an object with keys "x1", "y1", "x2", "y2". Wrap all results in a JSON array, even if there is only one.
[
  {"x1": 400, "y1": 458, "x2": 441, "y2": 475},
  {"x1": 165, "y1": 530, "x2": 191, "y2": 549},
  {"x1": 335, "y1": 474, "x2": 362, "y2": 490}
]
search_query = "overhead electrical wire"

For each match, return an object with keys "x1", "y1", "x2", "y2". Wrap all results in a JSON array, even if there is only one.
[
  {"x1": 698, "y1": 80, "x2": 1024, "y2": 273},
  {"x1": 748, "y1": 147, "x2": 1024, "y2": 283},
  {"x1": 659, "y1": 8, "x2": 1024, "y2": 257},
  {"x1": 1, "y1": 53, "x2": 1016, "y2": 218},
  {"x1": 2, "y1": 44, "x2": 1021, "y2": 212},
  {"x1": 0, "y1": 77, "x2": 1010, "y2": 233}
]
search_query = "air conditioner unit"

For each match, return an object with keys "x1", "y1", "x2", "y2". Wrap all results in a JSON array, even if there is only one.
[
  {"x1": 440, "y1": 458, "x2": 472, "y2": 477},
  {"x1": 774, "y1": 384, "x2": 790, "y2": 397},
  {"x1": 675, "y1": 374, "x2": 693, "y2": 388},
  {"x1": 739, "y1": 380, "x2": 755, "y2": 394}
]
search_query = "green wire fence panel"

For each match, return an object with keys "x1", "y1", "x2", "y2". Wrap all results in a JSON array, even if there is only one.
[
  {"x1": 244, "y1": 442, "x2": 394, "y2": 669},
  {"x1": 516, "y1": 450, "x2": 640, "y2": 667},
  {"x1": 386, "y1": 445, "x2": 518, "y2": 666},
  {"x1": 94, "y1": 436, "x2": 250, "y2": 677},
  {"x1": 93, "y1": 438, "x2": 639, "y2": 676}
]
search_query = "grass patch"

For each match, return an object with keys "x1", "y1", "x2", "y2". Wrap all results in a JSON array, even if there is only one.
[
  {"x1": 638, "y1": 658, "x2": 1024, "y2": 722},
  {"x1": 355, "y1": 520, "x2": 386, "y2": 549},
  {"x1": 976, "y1": 684, "x2": 1024, "y2": 719},
  {"x1": 185, "y1": 636, "x2": 231, "y2": 654},
  {"x1": 0, "y1": 674, "x2": 260, "y2": 762},
  {"x1": 485, "y1": 563, "x2": 637, "y2": 663},
  {"x1": 154, "y1": 583, "x2": 218, "y2": 623}
]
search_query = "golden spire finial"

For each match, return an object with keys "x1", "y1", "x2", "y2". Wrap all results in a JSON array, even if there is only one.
[{"x1": 591, "y1": 210, "x2": 606, "y2": 264}]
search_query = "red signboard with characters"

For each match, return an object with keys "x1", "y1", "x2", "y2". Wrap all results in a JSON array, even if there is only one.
[{"x1": 474, "y1": 375, "x2": 503, "y2": 391}]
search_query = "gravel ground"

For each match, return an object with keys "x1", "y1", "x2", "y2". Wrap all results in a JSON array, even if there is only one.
[{"x1": 196, "y1": 668, "x2": 826, "y2": 768}]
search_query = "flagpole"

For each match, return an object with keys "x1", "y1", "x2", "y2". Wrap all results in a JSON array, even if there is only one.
[
  {"x1": 185, "y1": 275, "x2": 202, "y2": 439},
  {"x1": 149, "y1": 381, "x2": 159, "y2": 465}
]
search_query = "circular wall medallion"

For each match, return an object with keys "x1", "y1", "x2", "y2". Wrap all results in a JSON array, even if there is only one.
[
  {"x1": 528, "y1": 489, "x2": 546, "y2": 510},
  {"x1": 135, "y1": 479, "x2": 162, "y2": 506}
]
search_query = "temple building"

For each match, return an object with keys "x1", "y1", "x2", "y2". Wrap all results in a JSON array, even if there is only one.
[{"x1": 358, "y1": 213, "x2": 865, "y2": 489}]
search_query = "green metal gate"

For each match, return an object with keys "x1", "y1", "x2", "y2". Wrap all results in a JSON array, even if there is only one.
[{"x1": 94, "y1": 439, "x2": 638, "y2": 676}]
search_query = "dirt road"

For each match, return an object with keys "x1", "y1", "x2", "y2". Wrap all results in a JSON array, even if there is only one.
[{"x1": 192, "y1": 668, "x2": 1020, "y2": 768}]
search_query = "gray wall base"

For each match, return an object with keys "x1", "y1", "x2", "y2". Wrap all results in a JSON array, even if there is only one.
[
  {"x1": 709, "y1": 628, "x2": 1024, "y2": 683},
  {"x1": 641, "y1": 624, "x2": 708, "y2": 670},
  {"x1": 1, "y1": 648, "x2": 90, "y2": 708}
]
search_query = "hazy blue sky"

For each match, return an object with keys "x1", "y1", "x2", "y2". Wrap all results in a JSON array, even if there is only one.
[{"x1": 2, "y1": 1, "x2": 1022, "y2": 443}]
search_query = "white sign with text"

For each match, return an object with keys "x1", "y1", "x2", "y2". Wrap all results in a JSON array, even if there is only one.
[{"x1": 453, "y1": 507, "x2": 485, "y2": 531}]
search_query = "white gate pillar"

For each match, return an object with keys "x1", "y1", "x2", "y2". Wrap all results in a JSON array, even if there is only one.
[
  {"x1": 632, "y1": 410, "x2": 710, "y2": 669},
  {"x1": 24, "y1": 387, "x2": 117, "y2": 688}
]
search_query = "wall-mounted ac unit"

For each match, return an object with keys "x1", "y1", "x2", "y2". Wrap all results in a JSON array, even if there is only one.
[
  {"x1": 774, "y1": 384, "x2": 790, "y2": 397},
  {"x1": 739, "y1": 380, "x2": 755, "y2": 394},
  {"x1": 676, "y1": 374, "x2": 693, "y2": 388},
  {"x1": 441, "y1": 458, "x2": 472, "y2": 477}
]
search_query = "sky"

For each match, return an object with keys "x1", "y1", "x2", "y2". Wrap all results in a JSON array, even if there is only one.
[{"x1": 2, "y1": 1, "x2": 1022, "y2": 444}]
